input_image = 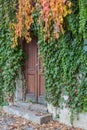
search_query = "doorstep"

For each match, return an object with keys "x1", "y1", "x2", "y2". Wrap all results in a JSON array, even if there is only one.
[{"x1": 3, "y1": 102, "x2": 52, "y2": 124}]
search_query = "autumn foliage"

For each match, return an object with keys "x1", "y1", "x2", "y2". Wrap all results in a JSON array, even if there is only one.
[
  {"x1": 39, "y1": 0, "x2": 72, "y2": 41},
  {"x1": 11, "y1": 0, "x2": 34, "y2": 48},
  {"x1": 12, "y1": 0, "x2": 71, "y2": 46}
]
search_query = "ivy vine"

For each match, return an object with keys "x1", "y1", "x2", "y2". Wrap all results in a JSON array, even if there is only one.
[
  {"x1": 0, "y1": 0, "x2": 87, "y2": 124},
  {"x1": 38, "y1": 0, "x2": 87, "y2": 123},
  {"x1": 0, "y1": 0, "x2": 24, "y2": 105}
]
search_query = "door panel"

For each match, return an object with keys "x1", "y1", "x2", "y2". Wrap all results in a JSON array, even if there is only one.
[
  {"x1": 38, "y1": 60, "x2": 45, "y2": 104},
  {"x1": 27, "y1": 41, "x2": 37, "y2": 94},
  {"x1": 38, "y1": 74, "x2": 45, "y2": 104},
  {"x1": 27, "y1": 75, "x2": 35, "y2": 93},
  {"x1": 39, "y1": 75, "x2": 44, "y2": 95}
]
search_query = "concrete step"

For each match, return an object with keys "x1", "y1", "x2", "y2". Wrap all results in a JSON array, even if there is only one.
[
  {"x1": 3, "y1": 105, "x2": 52, "y2": 124},
  {"x1": 14, "y1": 101, "x2": 48, "y2": 113}
]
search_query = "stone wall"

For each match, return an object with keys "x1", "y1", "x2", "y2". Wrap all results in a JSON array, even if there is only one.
[
  {"x1": 47, "y1": 104, "x2": 87, "y2": 130},
  {"x1": 15, "y1": 69, "x2": 23, "y2": 102}
]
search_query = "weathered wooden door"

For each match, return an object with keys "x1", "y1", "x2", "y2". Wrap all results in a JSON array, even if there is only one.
[{"x1": 24, "y1": 38, "x2": 45, "y2": 104}]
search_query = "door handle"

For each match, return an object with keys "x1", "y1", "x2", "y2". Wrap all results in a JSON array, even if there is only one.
[
  {"x1": 36, "y1": 64, "x2": 39, "y2": 70},
  {"x1": 36, "y1": 64, "x2": 39, "y2": 67}
]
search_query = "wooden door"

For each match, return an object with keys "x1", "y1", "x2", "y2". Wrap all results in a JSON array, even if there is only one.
[{"x1": 23, "y1": 38, "x2": 45, "y2": 104}]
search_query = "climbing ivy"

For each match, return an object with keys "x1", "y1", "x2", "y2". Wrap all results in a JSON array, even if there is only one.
[
  {"x1": 0, "y1": 0, "x2": 87, "y2": 124},
  {"x1": 38, "y1": 0, "x2": 87, "y2": 123},
  {"x1": 0, "y1": 0, "x2": 24, "y2": 105}
]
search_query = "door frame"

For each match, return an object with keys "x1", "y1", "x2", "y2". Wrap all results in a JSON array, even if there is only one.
[{"x1": 23, "y1": 38, "x2": 46, "y2": 104}]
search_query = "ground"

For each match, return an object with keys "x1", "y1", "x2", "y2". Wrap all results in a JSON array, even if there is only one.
[{"x1": 0, "y1": 108, "x2": 82, "y2": 130}]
